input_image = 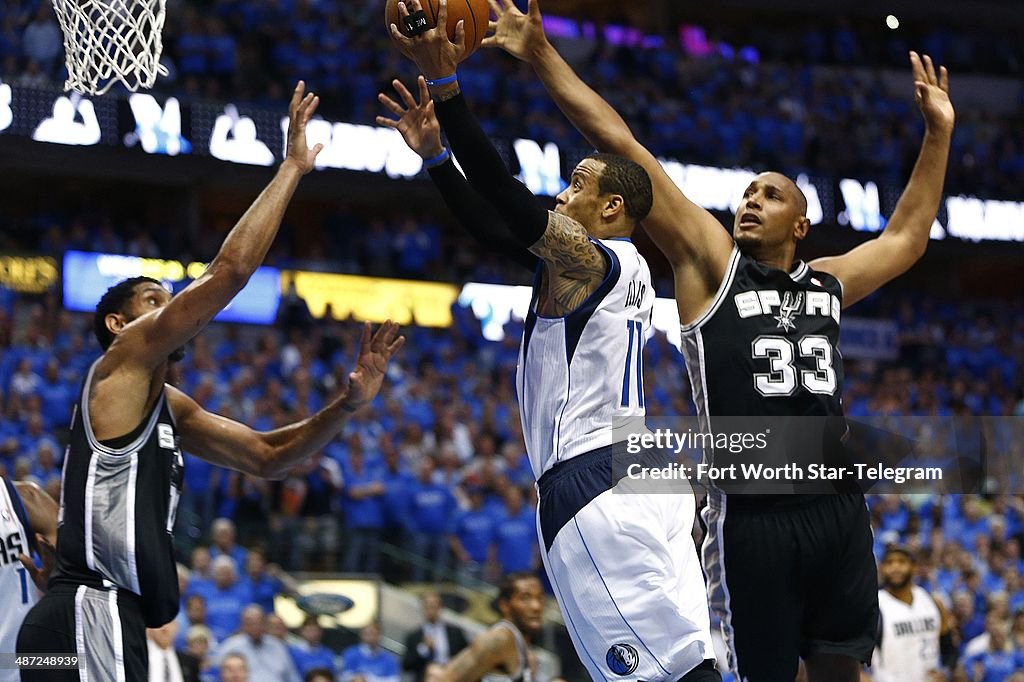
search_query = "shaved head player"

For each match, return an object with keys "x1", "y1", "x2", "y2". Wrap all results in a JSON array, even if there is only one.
[
  {"x1": 15, "y1": 83, "x2": 404, "y2": 681},
  {"x1": 485, "y1": 2, "x2": 954, "y2": 680}
]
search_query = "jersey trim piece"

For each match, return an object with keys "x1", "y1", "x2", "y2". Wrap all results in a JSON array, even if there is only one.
[
  {"x1": 80, "y1": 361, "x2": 166, "y2": 457},
  {"x1": 564, "y1": 241, "x2": 620, "y2": 362},
  {"x1": 108, "y1": 587, "x2": 126, "y2": 682},
  {"x1": 484, "y1": 621, "x2": 531, "y2": 682},
  {"x1": 701, "y1": 489, "x2": 738, "y2": 674},
  {"x1": 124, "y1": 452, "x2": 140, "y2": 595},
  {"x1": 74, "y1": 585, "x2": 89, "y2": 682}
]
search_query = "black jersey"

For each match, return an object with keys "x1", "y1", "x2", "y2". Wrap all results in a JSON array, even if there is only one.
[
  {"x1": 53, "y1": 360, "x2": 184, "y2": 627},
  {"x1": 681, "y1": 247, "x2": 844, "y2": 418},
  {"x1": 680, "y1": 247, "x2": 848, "y2": 499}
]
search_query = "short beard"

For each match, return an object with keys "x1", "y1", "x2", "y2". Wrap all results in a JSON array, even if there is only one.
[{"x1": 884, "y1": 574, "x2": 912, "y2": 591}]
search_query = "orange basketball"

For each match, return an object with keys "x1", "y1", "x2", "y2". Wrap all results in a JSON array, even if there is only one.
[{"x1": 385, "y1": 0, "x2": 490, "y2": 61}]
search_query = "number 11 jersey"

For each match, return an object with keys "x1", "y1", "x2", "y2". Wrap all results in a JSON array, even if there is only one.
[
  {"x1": 516, "y1": 238, "x2": 654, "y2": 478},
  {"x1": 680, "y1": 246, "x2": 844, "y2": 419}
]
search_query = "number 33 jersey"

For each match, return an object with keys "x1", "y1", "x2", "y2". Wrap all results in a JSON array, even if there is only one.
[
  {"x1": 681, "y1": 246, "x2": 844, "y2": 418},
  {"x1": 516, "y1": 238, "x2": 654, "y2": 478}
]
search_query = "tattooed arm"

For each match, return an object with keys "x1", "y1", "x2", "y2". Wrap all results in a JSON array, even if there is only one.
[
  {"x1": 388, "y1": 13, "x2": 606, "y2": 313},
  {"x1": 441, "y1": 627, "x2": 518, "y2": 682},
  {"x1": 531, "y1": 211, "x2": 609, "y2": 315},
  {"x1": 427, "y1": 90, "x2": 606, "y2": 315}
]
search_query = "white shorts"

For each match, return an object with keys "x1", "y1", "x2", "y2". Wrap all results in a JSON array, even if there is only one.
[{"x1": 537, "y1": 446, "x2": 715, "y2": 681}]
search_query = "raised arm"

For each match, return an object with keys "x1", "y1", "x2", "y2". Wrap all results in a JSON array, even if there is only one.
[
  {"x1": 377, "y1": 76, "x2": 538, "y2": 272},
  {"x1": 484, "y1": 0, "x2": 733, "y2": 301},
  {"x1": 111, "y1": 83, "x2": 323, "y2": 368},
  {"x1": 810, "y1": 53, "x2": 954, "y2": 307},
  {"x1": 167, "y1": 322, "x2": 403, "y2": 479},
  {"x1": 440, "y1": 628, "x2": 517, "y2": 682},
  {"x1": 390, "y1": 0, "x2": 607, "y2": 315}
]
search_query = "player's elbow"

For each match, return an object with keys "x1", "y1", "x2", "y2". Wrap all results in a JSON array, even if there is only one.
[
  {"x1": 208, "y1": 259, "x2": 252, "y2": 293},
  {"x1": 255, "y1": 443, "x2": 285, "y2": 480}
]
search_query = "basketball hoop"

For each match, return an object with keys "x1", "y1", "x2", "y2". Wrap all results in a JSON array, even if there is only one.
[{"x1": 52, "y1": 0, "x2": 168, "y2": 95}]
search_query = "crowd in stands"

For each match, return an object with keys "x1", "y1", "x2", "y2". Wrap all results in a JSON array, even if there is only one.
[
  {"x1": 2, "y1": 0, "x2": 1024, "y2": 197},
  {"x1": 1, "y1": 267, "x2": 1023, "y2": 678},
  {"x1": 4, "y1": 2, "x2": 1024, "y2": 680}
]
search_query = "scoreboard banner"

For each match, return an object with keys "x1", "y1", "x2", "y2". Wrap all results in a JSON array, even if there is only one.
[
  {"x1": 2, "y1": 82, "x2": 1023, "y2": 242},
  {"x1": 62, "y1": 250, "x2": 281, "y2": 324}
]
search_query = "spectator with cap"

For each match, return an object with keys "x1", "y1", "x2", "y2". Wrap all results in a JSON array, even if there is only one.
[
  {"x1": 402, "y1": 591, "x2": 468, "y2": 682},
  {"x1": 216, "y1": 605, "x2": 301, "y2": 682}
]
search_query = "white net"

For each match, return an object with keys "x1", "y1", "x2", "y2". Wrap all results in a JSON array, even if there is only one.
[{"x1": 52, "y1": 0, "x2": 168, "y2": 95}]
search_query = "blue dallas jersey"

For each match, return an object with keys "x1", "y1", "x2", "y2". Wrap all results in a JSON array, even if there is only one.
[{"x1": 0, "y1": 477, "x2": 38, "y2": 682}]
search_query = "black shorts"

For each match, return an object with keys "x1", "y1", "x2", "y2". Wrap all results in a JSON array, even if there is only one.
[
  {"x1": 701, "y1": 492, "x2": 879, "y2": 681},
  {"x1": 17, "y1": 583, "x2": 148, "y2": 681},
  {"x1": 678, "y1": 659, "x2": 722, "y2": 682}
]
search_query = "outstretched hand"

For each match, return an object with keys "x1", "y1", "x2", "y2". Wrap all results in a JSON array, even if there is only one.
[
  {"x1": 910, "y1": 51, "x2": 954, "y2": 135},
  {"x1": 345, "y1": 321, "x2": 405, "y2": 410},
  {"x1": 284, "y1": 81, "x2": 324, "y2": 174},
  {"x1": 482, "y1": 0, "x2": 547, "y2": 62},
  {"x1": 389, "y1": 0, "x2": 466, "y2": 79},
  {"x1": 376, "y1": 77, "x2": 445, "y2": 160}
]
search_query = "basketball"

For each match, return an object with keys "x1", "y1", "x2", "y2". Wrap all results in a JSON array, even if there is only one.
[{"x1": 385, "y1": 0, "x2": 490, "y2": 60}]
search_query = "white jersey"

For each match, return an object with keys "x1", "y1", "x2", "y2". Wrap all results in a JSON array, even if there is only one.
[
  {"x1": 0, "y1": 478, "x2": 40, "y2": 681},
  {"x1": 516, "y1": 238, "x2": 654, "y2": 477},
  {"x1": 872, "y1": 586, "x2": 941, "y2": 682}
]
